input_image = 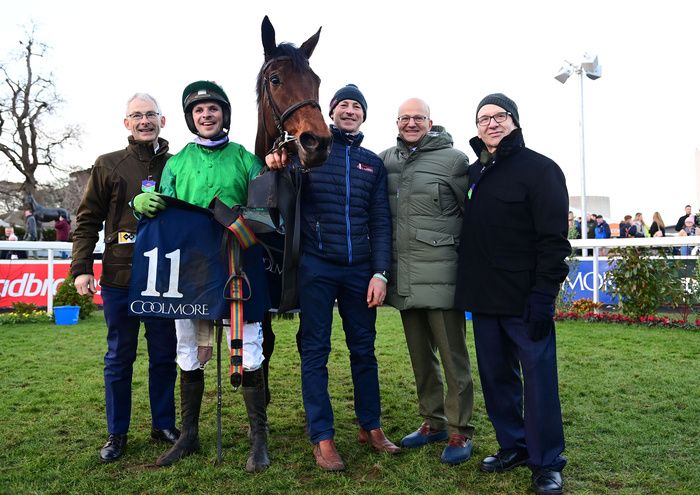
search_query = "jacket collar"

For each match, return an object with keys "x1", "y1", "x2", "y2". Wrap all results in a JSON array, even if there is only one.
[
  {"x1": 469, "y1": 128, "x2": 525, "y2": 165},
  {"x1": 128, "y1": 136, "x2": 169, "y2": 161},
  {"x1": 396, "y1": 125, "x2": 454, "y2": 155},
  {"x1": 331, "y1": 125, "x2": 364, "y2": 147}
]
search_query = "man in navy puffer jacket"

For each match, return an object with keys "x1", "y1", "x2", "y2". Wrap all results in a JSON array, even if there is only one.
[{"x1": 266, "y1": 84, "x2": 397, "y2": 471}]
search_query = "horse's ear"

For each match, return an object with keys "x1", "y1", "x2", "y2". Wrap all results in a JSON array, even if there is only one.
[
  {"x1": 261, "y1": 15, "x2": 277, "y2": 60},
  {"x1": 300, "y1": 26, "x2": 321, "y2": 60}
]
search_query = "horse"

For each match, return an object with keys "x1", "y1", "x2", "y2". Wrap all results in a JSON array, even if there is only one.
[
  {"x1": 255, "y1": 15, "x2": 331, "y2": 166},
  {"x1": 23, "y1": 193, "x2": 71, "y2": 223},
  {"x1": 251, "y1": 15, "x2": 331, "y2": 314},
  {"x1": 250, "y1": 16, "x2": 331, "y2": 404}
]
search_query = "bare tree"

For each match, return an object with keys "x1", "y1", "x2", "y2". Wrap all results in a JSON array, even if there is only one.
[{"x1": 0, "y1": 26, "x2": 80, "y2": 194}]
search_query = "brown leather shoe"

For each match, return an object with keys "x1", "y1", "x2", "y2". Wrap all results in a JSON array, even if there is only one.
[
  {"x1": 358, "y1": 428, "x2": 401, "y2": 455},
  {"x1": 313, "y1": 439, "x2": 345, "y2": 471}
]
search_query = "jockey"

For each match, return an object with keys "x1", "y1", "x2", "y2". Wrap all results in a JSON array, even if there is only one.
[{"x1": 134, "y1": 80, "x2": 271, "y2": 472}]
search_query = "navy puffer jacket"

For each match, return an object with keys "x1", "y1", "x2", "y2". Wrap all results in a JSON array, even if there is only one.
[{"x1": 300, "y1": 125, "x2": 392, "y2": 273}]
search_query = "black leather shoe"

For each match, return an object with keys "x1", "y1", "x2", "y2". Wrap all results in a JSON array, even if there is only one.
[
  {"x1": 99, "y1": 434, "x2": 127, "y2": 463},
  {"x1": 480, "y1": 448, "x2": 529, "y2": 473},
  {"x1": 151, "y1": 428, "x2": 181, "y2": 444},
  {"x1": 532, "y1": 469, "x2": 563, "y2": 495}
]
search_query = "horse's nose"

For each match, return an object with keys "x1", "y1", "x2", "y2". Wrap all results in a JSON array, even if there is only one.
[
  {"x1": 299, "y1": 132, "x2": 331, "y2": 153},
  {"x1": 298, "y1": 132, "x2": 331, "y2": 167},
  {"x1": 299, "y1": 132, "x2": 318, "y2": 151}
]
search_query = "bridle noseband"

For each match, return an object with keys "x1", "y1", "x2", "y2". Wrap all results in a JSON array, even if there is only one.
[{"x1": 261, "y1": 56, "x2": 321, "y2": 154}]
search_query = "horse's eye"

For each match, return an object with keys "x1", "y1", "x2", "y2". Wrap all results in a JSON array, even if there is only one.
[{"x1": 270, "y1": 75, "x2": 281, "y2": 86}]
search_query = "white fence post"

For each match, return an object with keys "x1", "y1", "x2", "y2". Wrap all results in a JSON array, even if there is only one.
[
  {"x1": 592, "y1": 246, "x2": 600, "y2": 311},
  {"x1": 47, "y1": 249, "x2": 55, "y2": 315}
]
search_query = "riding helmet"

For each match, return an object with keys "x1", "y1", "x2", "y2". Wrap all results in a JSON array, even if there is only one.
[{"x1": 181, "y1": 80, "x2": 231, "y2": 135}]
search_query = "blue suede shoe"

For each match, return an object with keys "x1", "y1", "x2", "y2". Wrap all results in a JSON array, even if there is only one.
[
  {"x1": 440, "y1": 434, "x2": 473, "y2": 465},
  {"x1": 400, "y1": 422, "x2": 448, "y2": 448}
]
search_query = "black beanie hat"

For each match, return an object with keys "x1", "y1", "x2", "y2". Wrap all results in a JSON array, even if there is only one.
[
  {"x1": 329, "y1": 84, "x2": 367, "y2": 121},
  {"x1": 476, "y1": 93, "x2": 519, "y2": 128}
]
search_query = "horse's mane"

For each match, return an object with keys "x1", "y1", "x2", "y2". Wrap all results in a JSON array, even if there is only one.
[{"x1": 256, "y1": 43, "x2": 319, "y2": 106}]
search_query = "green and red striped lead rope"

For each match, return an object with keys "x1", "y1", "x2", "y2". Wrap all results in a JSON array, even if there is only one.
[{"x1": 225, "y1": 215, "x2": 257, "y2": 390}]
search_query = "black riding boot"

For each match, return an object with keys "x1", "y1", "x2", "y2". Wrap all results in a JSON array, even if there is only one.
[
  {"x1": 156, "y1": 369, "x2": 204, "y2": 467},
  {"x1": 242, "y1": 368, "x2": 270, "y2": 473}
]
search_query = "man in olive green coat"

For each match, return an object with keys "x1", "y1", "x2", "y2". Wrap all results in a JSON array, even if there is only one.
[{"x1": 379, "y1": 98, "x2": 475, "y2": 465}]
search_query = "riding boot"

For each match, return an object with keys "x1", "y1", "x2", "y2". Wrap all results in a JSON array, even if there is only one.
[
  {"x1": 242, "y1": 368, "x2": 270, "y2": 473},
  {"x1": 156, "y1": 369, "x2": 204, "y2": 467}
]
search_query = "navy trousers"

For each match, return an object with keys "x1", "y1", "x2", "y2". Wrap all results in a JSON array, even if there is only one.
[
  {"x1": 472, "y1": 313, "x2": 566, "y2": 471},
  {"x1": 102, "y1": 286, "x2": 177, "y2": 434},
  {"x1": 298, "y1": 254, "x2": 381, "y2": 444}
]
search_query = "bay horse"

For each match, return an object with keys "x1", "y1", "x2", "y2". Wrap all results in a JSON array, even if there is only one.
[
  {"x1": 251, "y1": 16, "x2": 331, "y2": 404},
  {"x1": 255, "y1": 15, "x2": 331, "y2": 166}
]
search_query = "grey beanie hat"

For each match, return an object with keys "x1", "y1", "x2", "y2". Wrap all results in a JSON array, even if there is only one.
[
  {"x1": 476, "y1": 93, "x2": 519, "y2": 127},
  {"x1": 329, "y1": 83, "x2": 367, "y2": 121}
]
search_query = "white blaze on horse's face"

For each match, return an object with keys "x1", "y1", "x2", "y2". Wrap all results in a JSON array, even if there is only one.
[
  {"x1": 331, "y1": 99, "x2": 364, "y2": 135},
  {"x1": 124, "y1": 98, "x2": 164, "y2": 144},
  {"x1": 192, "y1": 102, "x2": 224, "y2": 139}
]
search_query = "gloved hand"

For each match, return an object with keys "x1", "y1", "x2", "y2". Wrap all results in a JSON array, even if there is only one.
[
  {"x1": 133, "y1": 192, "x2": 166, "y2": 218},
  {"x1": 523, "y1": 290, "x2": 556, "y2": 341}
]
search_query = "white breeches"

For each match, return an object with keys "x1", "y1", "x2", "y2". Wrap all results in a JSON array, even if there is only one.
[{"x1": 175, "y1": 319, "x2": 264, "y2": 372}]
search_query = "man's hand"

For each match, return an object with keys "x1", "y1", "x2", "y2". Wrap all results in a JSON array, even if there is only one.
[
  {"x1": 366, "y1": 276, "x2": 387, "y2": 308},
  {"x1": 265, "y1": 149, "x2": 290, "y2": 170},
  {"x1": 523, "y1": 290, "x2": 556, "y2": 341},
  {"x1": 133, "y1": 192, "x2": 166, "y2": 218},
  {"x1": 74, "y1": 274, "x2": 96, "y2": 296}
]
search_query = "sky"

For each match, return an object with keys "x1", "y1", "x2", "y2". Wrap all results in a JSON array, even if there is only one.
[{"x1": 1, "y1": 0, "x2": 699, "y2": 224}]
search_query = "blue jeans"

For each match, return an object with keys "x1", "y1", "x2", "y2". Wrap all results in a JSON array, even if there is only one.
[
  {"x1": 298, "y1": 254, "x2": 381, "y2": 443},
  {"x1": 101, "y1": 286, "x2": 177, "y2": 434}
]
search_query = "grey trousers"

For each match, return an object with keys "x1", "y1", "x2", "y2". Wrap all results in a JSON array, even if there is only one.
[{"x1": 401, "y1": 308, "x2": 475, "y2": 437}]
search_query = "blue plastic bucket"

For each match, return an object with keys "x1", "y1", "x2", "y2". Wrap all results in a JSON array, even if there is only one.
[{"x1": 54, "y1": 306, "x2": 80, "y2": 325}]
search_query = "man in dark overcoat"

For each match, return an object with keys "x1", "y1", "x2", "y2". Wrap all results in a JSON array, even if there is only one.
[{"x1": 455, "y1": 93, "x2": 570, "y2": 495}]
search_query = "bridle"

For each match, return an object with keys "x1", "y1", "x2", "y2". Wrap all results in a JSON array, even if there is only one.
[{"x1": 260, "y1": 56, "x2": 321, "y2": 154}]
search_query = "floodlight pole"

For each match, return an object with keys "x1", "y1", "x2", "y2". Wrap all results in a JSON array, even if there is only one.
[
  {"x1": 556, "y1": 56, "x2": 600, "y2": 244},
  {"x1": 577, "y1": 66, "x2": 588, "y2": 243}
]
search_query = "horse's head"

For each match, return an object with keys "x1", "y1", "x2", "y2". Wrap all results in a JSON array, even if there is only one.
[
  {"x1": 23, "y1": 193, "x2": 36, "y2": 211},
  {"x1": 256, "y1": 16, "x2": 331, "y2": 168}
]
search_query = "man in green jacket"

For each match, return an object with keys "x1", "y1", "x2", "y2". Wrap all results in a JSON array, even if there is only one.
[
  {"x1": 134, "y1": 80, "x2": 270, "y2": 473},
  {"x1": 379, "y1": 98, "x2": 475, "y2": 465}
]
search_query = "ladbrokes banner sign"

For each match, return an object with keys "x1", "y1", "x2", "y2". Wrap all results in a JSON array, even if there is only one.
[{"x1": 0, "y1": 261, "x2": 104, "y2": 308}]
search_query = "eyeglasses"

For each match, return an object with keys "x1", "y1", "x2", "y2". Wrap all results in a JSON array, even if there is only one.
[
  {"x1": 398, "y1": 115, "x2": 428, "y2": 125},
  {"x1": 476, "y1": 112, "x2": 511, "y2": 127},
  {"x1": 127, "y1": 111, "x2": 160, "y2": 121}
]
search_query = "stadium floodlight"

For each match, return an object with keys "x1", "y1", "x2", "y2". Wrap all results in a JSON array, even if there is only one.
[
  {"x1": 554, "y1": 64, "x2": 574, "y2": 84},
  {"x1": 555, "y1": 53, "x2": 602, "y2": 243}
]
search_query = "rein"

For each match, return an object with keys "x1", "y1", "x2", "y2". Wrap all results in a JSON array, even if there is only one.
[{"x1": 261, "y1": 56, "x2": 321, "y2": 154}]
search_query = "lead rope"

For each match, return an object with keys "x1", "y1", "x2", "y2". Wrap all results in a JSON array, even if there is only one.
[
  {"x1": 222, "y1": 215, "x2": 257, "y2": 389},
  {"x1": 227, "y1": 237, "x2": 244, "y2": 390}
]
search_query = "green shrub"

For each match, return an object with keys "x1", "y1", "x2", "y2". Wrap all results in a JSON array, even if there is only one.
[
  {"x1": 607, "y1": 247, "x2": 685, "y2": 318},
  {"x1": 52, "y1": 272, "x2": 96, "y2": 320},
  {"x1": 10, "y1": 302, "x2": 40, "y2": 315}
]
